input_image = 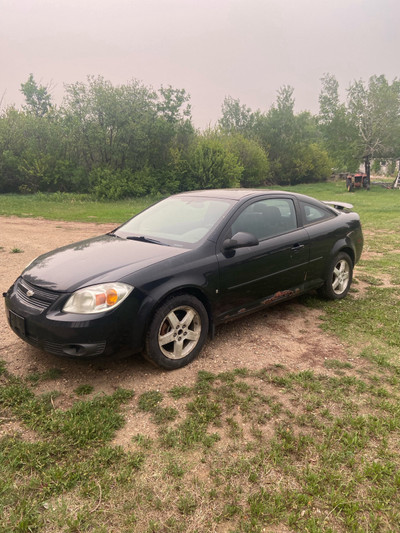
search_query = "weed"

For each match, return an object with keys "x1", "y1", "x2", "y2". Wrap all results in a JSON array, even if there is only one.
[
  {"x1": 152, "y1": 406, "x2": 179, "y2": 425},
  {"x1": 138, "y1": 390, "x2": 163, "y2": 412},
  {"x1": 26, "y1": 368, "x2": 63, "y2": 385},
  {"x1": 169, "y1": 385, "x2": 192, "y2": 399},
  {"x1": 74, "y1": 384, "x2": 94, "y2": 396},
  {"x1": 324, "y1": 359, "x2": 353, "y2": 370},
  {"x1": 132, "y1": 434, "x2": 153, "y2": 449}
]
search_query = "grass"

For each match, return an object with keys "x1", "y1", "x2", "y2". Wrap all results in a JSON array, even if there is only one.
[
  {"x1": 1, "y1": 182, "x2": 400, "y2": 531},
  {"x1": 3, "y1": 364, "x2": 400, "y2": 531},
  {"x1": 0, "y1": 192, "x2": 163, "y2": 223},
  {"x1": 0, "y1": 181, "x2": 398, "y2": 228}
]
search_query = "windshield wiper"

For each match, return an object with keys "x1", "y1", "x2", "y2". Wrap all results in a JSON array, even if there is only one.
[{"x1": 125, "y1": 235, "x2": 169, "y2": 246}]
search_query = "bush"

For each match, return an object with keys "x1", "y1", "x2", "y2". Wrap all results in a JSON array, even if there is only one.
[
  {"x1": 184, "y1": 136, "x2": 243, "y2": 190},
  {"x1": 223, "y1": 134, "x2": 270, "y2": 187},
  {"x1": 292, "y1": 143, "x2": 332, "y2": 184},
  {"x1": 0, "y1": 150, "x2": 23, "y2": 193},
  {"x1": 272, "y1": 143, "x2": 332, "y2": 185},
  {"x1": 89, "y1": 167, "x2": 157, "y2": 200}
]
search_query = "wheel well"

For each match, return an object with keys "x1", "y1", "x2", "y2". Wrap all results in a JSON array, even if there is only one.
[
  {"x1": 340, "y1": 247, "x2": 355, "y2": 266},
  {"x1": 148, "y1": 288, "x2": 213, "y2": 334}
]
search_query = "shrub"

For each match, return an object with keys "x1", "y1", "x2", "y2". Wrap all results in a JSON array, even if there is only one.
[
  {"x1": 184, "y1": 135, "x2": 243, "y2": 190},
  {"x1": 89, "y1": 167, "x2": 157, "y2": 199}
]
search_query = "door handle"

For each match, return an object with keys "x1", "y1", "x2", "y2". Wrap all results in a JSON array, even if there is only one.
[{"x1": 291, "y1": 243, "x2": 305, "y2": 252}]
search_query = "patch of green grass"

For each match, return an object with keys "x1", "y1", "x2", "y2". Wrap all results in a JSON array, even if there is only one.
[
  {"x1": 356, "y1": 273, "x2": 385, "y2": 286},
  {"x1": 138, "y1": 390, "x2": 163, "y2": 412},
  {"x1": 132, "y1": 433, "x2": 153, "y2": 449},
  {"x1": 0, "y1": 192, "x2": 163, "y2": 223},
  {"x1": 169, "y1": 385, "x2": 192, "y2": 399},
  {"x1": 164, "y1": 454, "x2": 186, "y2": 479},
  {"x1": 74, "y1": 384, "x2": 94, "y2": 396},
  {"x1": 319, "y1": 287, "x2": 400, "y2": 350},
  {"x1": 137, "y1": 390, "x2": 179, "y2": 426},
  {"x1": 152, "y1": 406, "x2": 179, "y2": 425},
  {"x1": 324, "y1": 359, "x2": 353, "y2": 370},
  {"x1": 2, "y1": 360, "x2": 397, "y2": 532},
  {"x1": 26, "y1": 368, "x2": 64, "y2": 385},
  {"x1": 0, "y1": 360, "x2": 7, "y2": 375},
  {"x1": 10, "y1": 247, "x2": 24, "y2": 253}
]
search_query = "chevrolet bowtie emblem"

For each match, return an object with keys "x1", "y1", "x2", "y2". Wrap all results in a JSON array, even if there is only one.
[{"x1": 26, "y1": 290, "x2": 34, "y2": 297}]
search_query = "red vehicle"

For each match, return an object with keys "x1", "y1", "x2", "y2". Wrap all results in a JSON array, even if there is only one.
[{"x1": 346, "y1": 173, "x2": 370, "y2": 191}]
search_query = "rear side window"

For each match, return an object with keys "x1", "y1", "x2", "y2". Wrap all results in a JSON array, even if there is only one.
[{"x1": 301, "y1": 201, "x2": 335, "y2": 225}]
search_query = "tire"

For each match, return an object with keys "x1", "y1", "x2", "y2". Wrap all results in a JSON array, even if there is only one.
[
  {"x1": 318, "y1": 252, "x2": 353, "y2": 300},
  {"x1": 145, "y1": 294, "x2": 209, "y2": 369}
]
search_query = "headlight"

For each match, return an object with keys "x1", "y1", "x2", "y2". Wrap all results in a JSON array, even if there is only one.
[{"x1": 63, "y1": 283, "x2": 133, "y2": 314}]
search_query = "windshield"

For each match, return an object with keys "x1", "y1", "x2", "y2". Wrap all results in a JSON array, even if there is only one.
[{"x1": 115, "y1": 196, "x2": 235, "y2": 247}]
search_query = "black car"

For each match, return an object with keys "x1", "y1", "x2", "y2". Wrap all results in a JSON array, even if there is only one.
[{"x1": 4, "y1": 189, "x2": 363, "y2": 369}]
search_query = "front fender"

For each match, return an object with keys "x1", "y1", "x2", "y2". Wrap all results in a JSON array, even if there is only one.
[{"x1": 134, "y1": 274, "x2": 217, "y2": 347}]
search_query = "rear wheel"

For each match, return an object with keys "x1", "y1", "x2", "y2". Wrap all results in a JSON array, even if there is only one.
[
  {"x1": 145, "y1": 294, "x2": 209, "y2": 369},
  {"x1": 318, "y1": 252, "x2": 353, "y2": 300}
]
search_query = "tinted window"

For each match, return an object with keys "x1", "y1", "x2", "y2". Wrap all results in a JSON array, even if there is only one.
[
  {"x1": 230, "y1": 198, "x2": 297, "y2": 241},
  {"x1": 301, "y1": 202, "x2": 335, "y2": 225}
]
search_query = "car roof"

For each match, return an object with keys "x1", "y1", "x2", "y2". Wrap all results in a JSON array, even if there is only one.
[
  {"x1": 174, "y1": 189, "x2": 332, "y2": 208},
  {"x1": 176, "y1": 189, "x2": 295, "y2": 201}
]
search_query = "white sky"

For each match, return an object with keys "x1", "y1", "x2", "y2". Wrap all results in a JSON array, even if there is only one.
[{"x1": 1, "y1": 0, "x2": 399, "y2": 127}]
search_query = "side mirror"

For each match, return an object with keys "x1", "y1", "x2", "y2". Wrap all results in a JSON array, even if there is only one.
[{"x1": 222, "y1": 231, "x2": 259, "y2": 251}]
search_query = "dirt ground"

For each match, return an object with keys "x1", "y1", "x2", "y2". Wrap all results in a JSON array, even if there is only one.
[{"x1": 0, "y1": 216, "x2": 355, "y2": 437}]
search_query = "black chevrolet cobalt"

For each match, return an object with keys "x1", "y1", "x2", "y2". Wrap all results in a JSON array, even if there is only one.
[{"x1": 4, "y1": 189, "x2": 363, "y2": 369}]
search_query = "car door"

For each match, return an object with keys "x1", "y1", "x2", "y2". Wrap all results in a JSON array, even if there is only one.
[{"x1": 215, "y1": 197, "x2": 310, "y2": 320}]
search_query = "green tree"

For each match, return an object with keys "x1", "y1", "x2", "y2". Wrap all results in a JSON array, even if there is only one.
[
  {"x1": 62, "y1": 77, "x2": 195, "y2": 196},
  {"x1": 218, "y1": 96, "x2": 258, "y2": 136},
  {"x1": 318, "y1": 73, "x2": 359, "y2": 172},
  {"x1": 347, "y1": 75, "x2": 400, "y2": 167},
  {"x1": 62, "y1": 76, "x2": 158, "y2": 173},
  {"x1": 20, "y1": 74, "x2": 52, "y2": 117},
  {"x1": 0, "y1": 104, "x2": 78, "y2": 193},
  {"x1": 255, "y1": 86, "x2": 331, "y2": 185},
  {"x1": 0, "y1": 107, "x2": 25, "y2": 192},
  {"x1": 156, "y1": 85, "x2": 192, "y2": 124},
  {"x1": 148, "y1": 85, "x2": 195, "y2": 191}
]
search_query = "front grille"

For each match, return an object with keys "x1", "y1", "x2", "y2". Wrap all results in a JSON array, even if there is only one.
[{"x1": 16, "y1": 278, "x2": 61, "y2": 311}]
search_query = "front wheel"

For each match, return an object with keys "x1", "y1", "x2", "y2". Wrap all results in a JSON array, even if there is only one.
[
  {"x1": 145, "y1": 294, "x2": 209, "y2": 369},
  {"x1": 318, "y1": 252, "x2": 353, "y2": 300}
]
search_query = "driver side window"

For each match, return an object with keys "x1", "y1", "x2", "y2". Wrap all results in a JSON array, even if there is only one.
[{"x1": 229, "y1": 198, "x2": 297, "y2": 241}]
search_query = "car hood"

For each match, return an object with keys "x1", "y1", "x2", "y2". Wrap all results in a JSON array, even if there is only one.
[{"x1": 22, "y1": 235, "x2": 188, "y2": 292}]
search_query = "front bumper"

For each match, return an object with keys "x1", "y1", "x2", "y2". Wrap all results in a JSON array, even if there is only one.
[{"x1": 4, "y1": 277, "x2": 146, "y2": 358}]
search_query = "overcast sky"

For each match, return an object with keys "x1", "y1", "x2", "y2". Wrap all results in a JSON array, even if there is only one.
[{"x1": 1, "y1": 0, "x2": 399, "y2": 127}]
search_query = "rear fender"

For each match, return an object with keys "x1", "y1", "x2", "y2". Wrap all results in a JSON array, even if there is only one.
[{"x1": 322, "y1": 238, "x2": 356, "y2": 279}]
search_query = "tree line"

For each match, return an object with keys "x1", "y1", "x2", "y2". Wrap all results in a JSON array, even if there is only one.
[{"x1": 1, "y1": 73, "x2": 399, "y2": 198}]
